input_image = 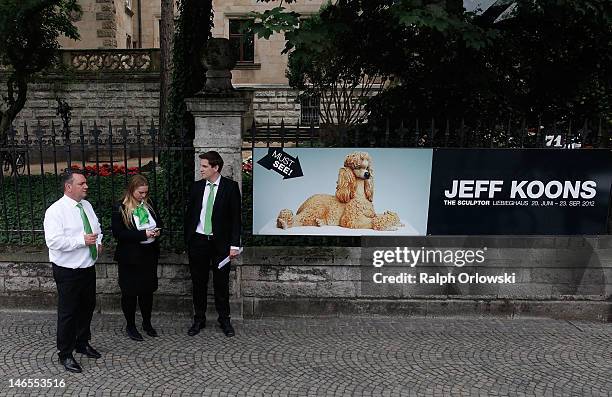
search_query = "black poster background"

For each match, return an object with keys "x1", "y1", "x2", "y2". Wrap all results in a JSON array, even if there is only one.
[{"x1": 426, "y1": 149, "x2": 612, "y2": 235}]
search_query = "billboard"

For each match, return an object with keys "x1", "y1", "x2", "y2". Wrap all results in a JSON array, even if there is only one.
[
  {"x1": 427, "y1": 149, "x2": 612, "y2": 235},
  {"x1": 252, "y1": 148, "x2": 612, "y2": 236},
  {"x1": 253, "y1": 148, "x2": 433, "y2": 236}
]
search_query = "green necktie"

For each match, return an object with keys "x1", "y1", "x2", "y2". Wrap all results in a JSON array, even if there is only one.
[
  {"x1": 76, "y1": 202, "x2": 98, "y2": 260},
  {"x1": 203, "y1": 182, "x2": 215, "y2": 235}
]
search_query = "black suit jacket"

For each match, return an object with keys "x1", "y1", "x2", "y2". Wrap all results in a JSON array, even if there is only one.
[
  {"x1": 112, "y1": 202, "x2": 163, "y2": 264},
  {"x1": 184, "y1": 176, "x2": 241, "y2": 254}
]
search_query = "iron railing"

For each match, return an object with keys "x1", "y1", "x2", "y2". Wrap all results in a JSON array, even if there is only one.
[
  {"x1": 243, "y1": 116, "x2": 610, "y2": 149},
  {"x1": 0, "y1": 119, "x2": 193, "y2": 247},
  {"x1": 240, "y1": 115, "x2": 610, "y2": 246},
  {"x1": 1, "y1": 115, "x2": 609, "y2": 246}
]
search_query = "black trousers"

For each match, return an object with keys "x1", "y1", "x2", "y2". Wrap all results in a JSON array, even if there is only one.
[
  {"x1": 188, "y1": 234, "x2": 230, "y2": 322},
  {"x1": 52, "y1": 264, "x2": 96, "y2": 359},
  {"x1": 121, "y1": 293, "x2": 153, "y2": 328}
]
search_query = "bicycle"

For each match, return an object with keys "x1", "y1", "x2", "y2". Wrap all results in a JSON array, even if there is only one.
[{"x1": 1, "y1": 151, "x2": 26, "y2": 176}]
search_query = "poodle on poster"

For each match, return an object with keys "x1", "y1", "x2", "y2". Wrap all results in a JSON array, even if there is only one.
[
  {"x1": 253, "y1": 148, "x2": 433, "y2": 236},
  {"x1": 276, "y1": 152, "x2": 403, "y2": 231}
]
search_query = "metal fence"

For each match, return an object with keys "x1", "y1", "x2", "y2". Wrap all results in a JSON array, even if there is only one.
[
  {"x1": 242, "y1": 116, "x2": 610, "y2": 149},
  {"x1": 241, "y1": 116, "x2": 610, "y2": 246},
  {"x1": 1, "y1": 115, "x2": 610, "y2": 246},
  {"x1": 0, "y1": 119, "x2": 194, "y2": 247}
]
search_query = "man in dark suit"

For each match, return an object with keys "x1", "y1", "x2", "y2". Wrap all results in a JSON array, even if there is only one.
[{"x1": 184, "y1": 151, "x2": 241, "y2": 337}]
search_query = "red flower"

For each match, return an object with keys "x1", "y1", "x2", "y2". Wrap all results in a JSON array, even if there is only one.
[
  {"x1": 242, "y1": 157, "x2": 253, "y2": 174},
  {"x1": 74, "y1": 163, "x2": 140, "y2": 177}
]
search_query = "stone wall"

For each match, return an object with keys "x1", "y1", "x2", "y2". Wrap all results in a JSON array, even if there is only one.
[
  {"x1": 0, "y1": 72, "x2": 160, "y2": 142},
  {"x1": 1, "y1": 236, "x2": 611, "y2": 322},
  {"x1": 248, "y1": 86, "x2": 300, "y2": 126},
  {"x1": 0, "y1": 72, "x2": 304, "y2": 142},
  {"x1": 1, "y1": 77, "x2": 308, "y2": 139},
  {"x1": 0, "y1": 247, "x2": 239, "y2": 315}
]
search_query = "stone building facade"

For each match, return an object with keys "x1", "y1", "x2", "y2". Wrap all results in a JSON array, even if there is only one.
[
  {"x1": 55, "y1": 0, "x2": 326, "y2": 126},
  {"x1": 58, "y1": 0, "x2": 138, "y2": 49}
]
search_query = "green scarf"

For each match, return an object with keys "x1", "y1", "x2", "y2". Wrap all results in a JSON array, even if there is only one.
[{"x1": 133, "y1": 202, "x2": 149, "y2": 226}]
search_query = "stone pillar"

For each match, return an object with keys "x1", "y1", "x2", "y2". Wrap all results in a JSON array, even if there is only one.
[
  {"x1": 185, "y1": 94, "x2": 249, "y2": 185},
  {"x1": 185, "y1": 38, "x2": 248, "y2": 186},
  {"x1": 185, "y1": 39, "x2": 249, "y2": 318}
]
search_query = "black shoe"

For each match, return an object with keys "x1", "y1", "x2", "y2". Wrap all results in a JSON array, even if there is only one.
[
  {"x1": 219, "y1": 320, "x2": 235, "y2": 337},
  {"x1": 187, "y1": 321, "x2": 205, "y2": 336},
  {"x1": 126, "y1": 325, "x2": 144, "y2": 342},
  {"x1": 59, "y1": 355, "x2": 82, "y2": 373},
  {"x1": 142, "y1": 324, "x2": 159, "y2": 337},
  {"x1": 75, "y1": 343, "x2": 101, "y2": 359}
]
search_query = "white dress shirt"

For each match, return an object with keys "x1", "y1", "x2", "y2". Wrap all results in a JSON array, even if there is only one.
[
  {"x1": 195, "y1": 175, "x2": 221, "y2": 235},
  {"x1": 133, "y1": 205, "x2": 157, "y2": 244},
  {"x1": 44, "y1": 195, "x2": 103, "y2": 269}
]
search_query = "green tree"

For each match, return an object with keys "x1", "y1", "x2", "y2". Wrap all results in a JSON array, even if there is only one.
[
  {"x1": 283, "y1": 3, "x2": 392, "y2": 127},
  {"x1": 490, "y1": 0, "x2": 611, "y2": 120},
  {"x1": 250, "y1": 0, "x2": 610, "y2": 127},
  {"x1": 250, "y1": 1, "x2": 496, "y2": 125},
  {"x1": 364, "y1": 0, "x2": 504, "y2": 123},
  {"x1": 0, "y1": 0, "x2": 80, "y2": 143}
]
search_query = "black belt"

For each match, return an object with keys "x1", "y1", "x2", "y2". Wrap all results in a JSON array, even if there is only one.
[{"x1": 195, "y1": 233, "x2": 214, "y2": 240}]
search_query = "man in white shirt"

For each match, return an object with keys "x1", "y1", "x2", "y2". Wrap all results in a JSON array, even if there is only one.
[{"x1": 44, "y1": 171, "x2": 103, "y2": 373}]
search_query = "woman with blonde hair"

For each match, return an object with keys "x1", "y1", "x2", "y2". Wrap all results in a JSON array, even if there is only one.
[{"x1": 111, "y1": 174, "x2": 163, "y2": 341}]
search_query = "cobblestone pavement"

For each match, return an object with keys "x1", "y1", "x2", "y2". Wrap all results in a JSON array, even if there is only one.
[{"x1": 0, "y1": 310, "x2": 610, "y2": 397}]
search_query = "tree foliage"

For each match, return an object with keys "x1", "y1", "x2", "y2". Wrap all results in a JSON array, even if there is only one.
[
  {"x1": 250, "y1": 0, "x2": 611, "y2": 126},
  {"x1": 0, "y1": 0, "x2": 80, "y2": 142},
  {"x1": 284, "y1": 4, "x2": 392, "y2": 126},
  {"x1": 249, "y1": 0, "x2": 497, "y2": 126},
  {"x1": 364, "y1": 0, "x2": 505, "y2": 122},
  {"x1": 491, "y1": 0, "x2": 611, "y2": 120}
]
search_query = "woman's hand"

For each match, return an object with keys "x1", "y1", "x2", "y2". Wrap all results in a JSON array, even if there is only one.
[{"x1": 146, "y1": 229, "x2": 157, "y2": 238}]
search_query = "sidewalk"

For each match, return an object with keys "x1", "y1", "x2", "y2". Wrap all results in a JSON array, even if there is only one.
[{"x1": 0, "y1": 310, "x2": 610, "y2": 396}]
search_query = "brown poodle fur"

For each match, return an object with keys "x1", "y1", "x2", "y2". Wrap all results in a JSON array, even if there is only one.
[{"x1": 276, "y1": 151, "x2": 403, "y2": 231}]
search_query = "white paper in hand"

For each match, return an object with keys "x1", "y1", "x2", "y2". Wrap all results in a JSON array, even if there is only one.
[{"x1": 218, "y1": 247, "x2": 243, "y2": 269}]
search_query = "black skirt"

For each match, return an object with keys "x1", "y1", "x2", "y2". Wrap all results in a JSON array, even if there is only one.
[{"x1": 117, "y1": 243, "x2": 159, "y2": 295}]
